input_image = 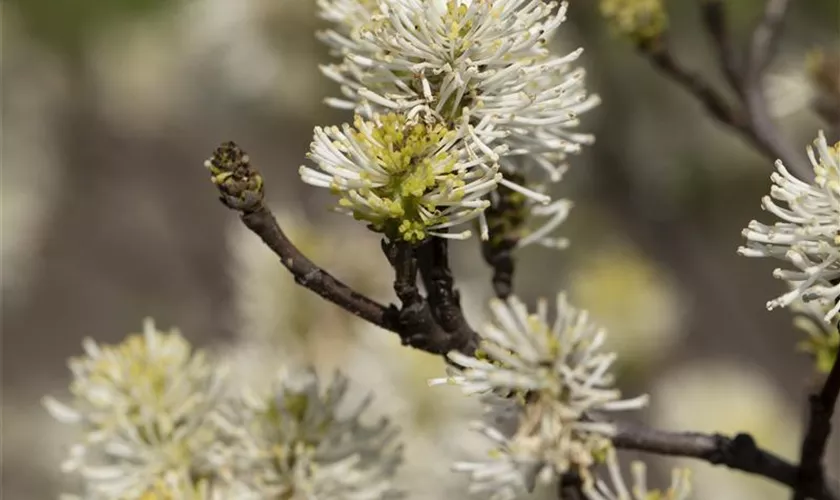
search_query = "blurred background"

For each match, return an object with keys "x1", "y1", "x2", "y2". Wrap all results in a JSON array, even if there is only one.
[{"x1": 2, "y1": 0, "x2": 839, "y2": 498}]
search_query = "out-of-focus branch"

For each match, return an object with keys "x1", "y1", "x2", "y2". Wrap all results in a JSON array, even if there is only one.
[
  {"x1": 557, "y1": 471, "x2": 585, "y2": 500},
  {"x1": 794, "y1": 355, "x2": 840, "y2": 500},
  {"x1": 746, "y1": 0, "x2": 792, "y2": 78},
  {"x1": 637, "y1": 1, "x2": 811, "y2": 178},
  {"x1": 612, "y1": 422, "x2": 839, "y2": 500},
  {"x1": 643, "y1": 44, "x2": 745, "y2": 130},
  {"x1": 700, "y1": 0, "x2": 742, "y2": 94},
  {"x1": 741, "y1": 0, "x2": 809, "y2": 178}
]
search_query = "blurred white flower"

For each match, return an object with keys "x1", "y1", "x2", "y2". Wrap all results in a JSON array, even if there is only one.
[
  {"x1": 739, "y1": 131, "x2": 840, "y2": 320},
  {"x1": 583, "y1": 447, "x2": 692, "y2": 500},
  {"x1": 431, "y1": 294, "x2": 648, "y2": 498},
  {"x1": 43, "y1": 319, "x2": 229, "y2": 499},
  {"x1": 317, "y1": 0, "x2": 598, "y2": 184},
  {"x1": 567, "y1": 241, "x2": 685, "y2": 369},
  {"x1": 214, "y1": 368, "x2": 404, "y2": 499}
]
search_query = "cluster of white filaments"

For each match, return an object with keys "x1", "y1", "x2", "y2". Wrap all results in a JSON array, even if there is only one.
[
  {"x1": 583, "y1": 447, "x2": 692, "y2": 500},
  {"x1": 430, "y1": 294, "x2": 649, "y2": 499},
  {"x1": 739, "y1": 131, "x2": 840, "y2": 321},
  {"x1": 213, "y1": 369, "x2": 404, "y2": 500},
  {"x1": 42, "y1": 319, "x2": 230, "y2": 499},
  {"x1": 302, "y1": 0, "x2": 598, "y2": 242},
  {"x1": 301, "y1": 112, "x2": 502, "y2": 241},
  {"x1": 44, "y1": 323, "x2": 405, "y2": 500}
]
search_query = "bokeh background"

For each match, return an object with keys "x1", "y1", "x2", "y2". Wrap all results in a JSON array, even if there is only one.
[{"x1": 2, "y1": 0, "x2": 839, "y2": 498}]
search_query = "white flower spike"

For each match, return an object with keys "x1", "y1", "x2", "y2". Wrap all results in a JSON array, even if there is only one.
[
  {"x1": 431, "y1": 294, "x2": 648, "y2": 498},
  {"x1": 43, "y1": 319, "x2": 229, "y2": 499},
  {"x1": 317, "y1": 0, "x2": 599, "y2": 183},
  {"x1": 739, "y1": 131, "x2": 840, "y2": 321}
]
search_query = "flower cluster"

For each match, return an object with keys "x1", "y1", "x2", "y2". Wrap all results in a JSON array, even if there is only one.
[
  {"x1": 213, "y1": 368, "x2": 404, "y2": 499},
  {"x1": 42, "y1": 319, "x2": 228, "y2": 499},
  {"x1": 44, "y1": 321, "x2": 404, "y2": 500},
  {"x1": 739, "y1": 131, "x2": 840, "y2": 321},
  {"x1": 583, "y1": 447, "x2": 692, "y2": 500},
  {"x1": 302, "y1": 0, "x2": 598, "y2": 242},
  {"x1": 431, "y1": 294, "x2": 649, "y2": 499},
  {"x1": 300, "y1": 112, "x2": 500, "y2": 241}
]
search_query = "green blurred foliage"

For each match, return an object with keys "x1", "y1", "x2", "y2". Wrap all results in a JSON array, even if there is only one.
[{"x1": 6, "y1": 0, "x2": 175, "y2": 61}]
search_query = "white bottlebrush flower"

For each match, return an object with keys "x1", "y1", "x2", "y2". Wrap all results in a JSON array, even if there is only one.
[
  {"x1": 214, "y1": 368, "x2": 404, "y2": 499},
  {"x1": 300, "y1": 111, "x2": 502, "y2": 241},
  {"x1": 583, "y1": 447, "x2": 692, "y2": 500},
  {"x1": 738, "y1": 131, "x2": 840, "y2": 320},
  {"x1": 43, "y1": 319, "x2": 229, "y2": 499},
  {"x1": 317, "y1": 0, "x2": 599, "y2": 183},
  {"x1": 431, "y1": 294, "x2": 648, "y2": 497}
]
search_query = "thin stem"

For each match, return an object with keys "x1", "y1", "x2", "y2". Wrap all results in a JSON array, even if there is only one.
[
  {"x1": 793, "y1": 355, "x2": 840, "y2": 500},
  {"x1": 741, "y1": 0, "x2": 810, "y2": 178},
  {"x1": 416, "y1": 237, "x2": 479, "y2": 354},
  {"x1": 699, "y1": 0, "x2": 743, "y2": 94},
  {"x1": 612, "y1": 421, "x2": 839, "y2": 500},
  {"x1": 205, "y1": 141, "x2": 396, "y2": 331}
]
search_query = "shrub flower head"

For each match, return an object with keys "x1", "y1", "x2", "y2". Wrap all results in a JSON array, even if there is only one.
[
  {"x1": 430, "y1": 294, "x2": 648, "y2": 498},
  {"x1": 43, "y1": 319, "x2": 229, "y2": 499},
  {"x1": 214, "y1": 368, "x2": 404, "y2": 499},
  {"x1": 317, "y1": 0, "x2": 598, "y2": 184},
  {"x1": 300, "y1": 112, "x2": 502, "y2": 241},
  {"x1": 739, "y1": 131, "x2": 840, "y2": 321}
]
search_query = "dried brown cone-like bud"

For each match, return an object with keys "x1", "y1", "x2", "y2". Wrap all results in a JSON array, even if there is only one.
[{"x1": 205, "y1": 141, "x2": 264, "y2": 212}]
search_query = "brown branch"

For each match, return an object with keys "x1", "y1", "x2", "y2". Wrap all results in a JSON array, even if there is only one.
[
  {"x1": 639, "y1": 1, "x2": 812, "y2": 178},
  {"x1": 416, "y1": 237, "x2": 479, "y2": 354},
  {"x1": 746, "y1": 0, "x2": 792, "y2": 78},
  {"x1": 794, "y1": 355, "x2": 840, "y2": 500},
  {"x1": 557, "y1": 471, "x2": 585, "y2": 500},
  {"x1": 699, "y1": 0, "x2": 743, "y2": 94},
  {"x1": 741, "y1": 0, "x2": 811, "y2": 179},
  {"x1": 382, "y1": 239, "x2": 471, "y2": 354},
  {"x1": 641, "y1": 43, "x2": 748, "y2": 138},
  {"x1": 205, "y1": 142, "x2": 398, "y2": 331},
  {"x1": 206, "y1": 141, "x2": 479, "y2": 357},
  {"x1": 612, "y1": 422, "x2": 839, "y2": 500}
]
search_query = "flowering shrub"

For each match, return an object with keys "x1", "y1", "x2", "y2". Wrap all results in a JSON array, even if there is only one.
[{"x1": 45, "y1": 1, "x2": 840, "y2": 499}]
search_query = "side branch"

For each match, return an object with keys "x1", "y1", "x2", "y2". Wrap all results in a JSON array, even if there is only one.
[
  {"x1": 612, "y1": 421, "x2": 839, "y2": 500},
  {"x1": 699, "y1": 0, "x2": 742, "y2": 94},
  {"x1": 205, "y1": 141, "x2": 396, "y2": 333},
  {"x1": 205, "y1": 141, "x2": 478, "y2": 358},
  {"x1": 794, "y1": 355, "x2": 840, "y2": 500},
  {"x1": 741, "y1": 0, "x2": 809, "y2": 178},
  {"x1": 640, "y1": 1, "x2": 811, "y2": 178},
  {"x1": 643, "y1": 44, "x2": 743, "y2": 129}
]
